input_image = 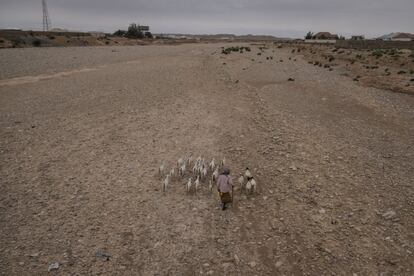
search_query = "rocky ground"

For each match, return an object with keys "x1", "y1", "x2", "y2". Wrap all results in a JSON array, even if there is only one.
[
  {"x1": 291, "y1": 43, "x2": 414, "y2": 95},
  {"x1": 0, "y1": 43, "x2": 413, "y2": 275}
]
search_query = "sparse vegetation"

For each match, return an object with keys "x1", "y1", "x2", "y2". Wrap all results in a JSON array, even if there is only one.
[
  {"x1": 305, "y1": 31, "x2": 313, "y2": 39},
  {"x1": 397, "y1": 70, "x2": 406, "y2": 74},
  {"x1": 221, "y1": 46, "x2": 251, "y2": 55},
  {"x1": 113, "y1": 30, "x2": 126, "y2": 36},
  {"x1": 371, "y1": 49, "x2": 383, "y2": 58},
  {"x1": 32, "y1": 40, "x2": 41, "y2": 47}
]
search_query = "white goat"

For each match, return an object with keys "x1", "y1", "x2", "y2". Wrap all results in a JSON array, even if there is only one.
[
  {"x1": 177, "y1": 158, "x2": 184, "y2": 168},
  {"x1": 220, "y1": 157, "x2": 226, "y2": 167},
  {"x1": 246, "y1": 177, "x2": 257, "y2": 194},
  {"x1": 186, "y1": 178, "x2": 192, "y2": 193},
  {"x1": 202, "y1": 166, "x2": 208, "y2": 180},
  {"x1": 163, "y1": 174, "x2": 170, "y2": 192},
  {"x1": 209, "y1": 158, "x2": 216, "y2": 171},
  {"x1": 192, "y1": 163, "x2": 198, "y2": 175},
  {"x1": 209, "y1": 180, "x2": 213, "y2": 193},
  {"x1": 195, "y1": 176, "x2": 201, "y2": 194},
  {"x1": 244, "y1": 167, "x2": 252, "y2": 180},
  {"x1": 179, "y1": 163, "x2": 186, "y2": 177},
  {"x1": 212, "y1": 168, "x2": 219, "y2": 182},
  {"x1": 159, "y1": 161, "x2": 165, "y2": 177},
  {"x1": 169, "y1": 168, "x2": 175, "y2": 178},
  {"x1": 238, "y1": 174, "x2": 245, "y2": 193}
]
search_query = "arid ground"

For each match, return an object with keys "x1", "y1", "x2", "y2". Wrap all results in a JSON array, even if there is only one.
[{"x1": 0, "y1": 43, "x2": 413, "y2": 275}]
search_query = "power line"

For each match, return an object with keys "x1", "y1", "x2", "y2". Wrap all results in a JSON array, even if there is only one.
[{"x1": 42, "y1": 0, "x2": 52, "y2": 31}]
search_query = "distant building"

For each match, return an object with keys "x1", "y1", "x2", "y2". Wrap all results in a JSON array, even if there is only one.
[
  {"x1": 89, "y1": 31, "x2": 106, "y2": 38},
  {"x1": 378, "y1": 32, "x2": 414, "y2": 41},
  {"x1": 391, "y1": 33, "x2": 414, "y2": 41},
  {"x1": 351, "y1": 35, "x2": 365, "y2": 40},
  {"x1": 312, "y1": 32, "x2": 339, "y2": 40}
]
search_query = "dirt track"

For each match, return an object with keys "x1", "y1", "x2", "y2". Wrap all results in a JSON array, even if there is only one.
[{"x1": 1, "y1": 43, "x2": 413, "y2": 275}]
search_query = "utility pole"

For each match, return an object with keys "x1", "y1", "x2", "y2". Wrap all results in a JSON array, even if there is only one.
[{"x1": 42, "y1": 0, "x2": 52, "y2": 31}]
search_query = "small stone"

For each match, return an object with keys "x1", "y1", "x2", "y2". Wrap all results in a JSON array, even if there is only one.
[
  {"x1": 18, "y1": 262, "x2": 24, "y2": 266},
  {"x1": 203, "y1": 263, "x2": 210, "y2": 267},
  {"x1": 234, "y1": 254, "x2": 240, "y2": 264},
  {"x1": 382, "y1": 210, "x2": 396, "y2": 220},
  {"x1": 319, "y1": 209, "x2": 326, "y2": 214},
  {"x1": 48, "y1": 262, "x2": 60, "y2": 272},
  {"x1": 95, "y1": 250, "x2": 110, "y2": 261},
  {"x1": 249, "y1": 261, "x2": 257, "y2": 268},
  {"x1": 275, "y1": 261, "x2": 283, "y2": 268},
  {"x1": 206, "y1": 270, "x2": 214, "y2": 275}
]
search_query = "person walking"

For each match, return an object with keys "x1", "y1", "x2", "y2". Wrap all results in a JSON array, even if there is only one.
[{"x1": 217, "y1": 167, "x2": 233, "y2": 210}]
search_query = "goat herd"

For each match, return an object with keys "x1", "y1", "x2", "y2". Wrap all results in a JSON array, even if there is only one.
[{"x1": 158, "y1": 155, "x2": 258, "y2": 195}]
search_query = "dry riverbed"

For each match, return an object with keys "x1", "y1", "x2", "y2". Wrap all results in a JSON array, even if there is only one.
[{"x1": 1, "y1": 43, "x2": 413, "y2": 275}]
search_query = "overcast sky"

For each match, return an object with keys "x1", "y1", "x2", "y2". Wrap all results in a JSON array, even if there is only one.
[{"x1": 0, "y1": 0, "x2": 413, "y2": 38}]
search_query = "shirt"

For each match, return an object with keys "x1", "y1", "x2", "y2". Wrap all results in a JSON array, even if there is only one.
[{"x1": 217, "y1": 174, "x2": 233, "y2": 193}]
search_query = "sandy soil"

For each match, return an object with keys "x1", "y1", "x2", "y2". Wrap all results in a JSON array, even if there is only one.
[{"x1": 0, "y1": 43, "x2": 413, "y2": 275}]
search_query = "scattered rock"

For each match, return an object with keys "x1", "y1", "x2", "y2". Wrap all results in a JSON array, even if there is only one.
[
  {"x1": 275, "y1": 260, "x2": 283, "y2": 268},
  {"x1": 382, "y1": 210, "x2": 396, "y2": 220},
  {"x1": 206, "y1": 270, "x2": 214, "y2": 275},
  {"x1": 234, "y1": 254, "x2": 240, "y2": 264},
  {"x1": 48, "y1": 262, "x2": 60, "y2": 272},
  {"x1": 249, "y1": 261, "x2": 257, "y2": 268},
  {"x1": 319, "y1": 209, "x2": 326, "y2": 214},
  {"x1": 95, "y1": 250, "x2": 110, "y2": 261},
  {"x1": 287, "y1": 78, "x2": 295, "y2": 81}
]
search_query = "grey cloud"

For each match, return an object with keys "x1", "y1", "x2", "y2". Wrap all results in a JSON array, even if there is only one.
[{"x1": 0, "y1": 0, "x2": 413, "y2": 38}]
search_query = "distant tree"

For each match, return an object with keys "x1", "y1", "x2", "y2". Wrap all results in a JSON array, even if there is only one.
[
  {"x1": 126, "y1": 23, "x2": 144, "y2": 39},
  {"x1": 305, "y1": 31, "x2": 313, "y2": 39},
  {"x1": 339, "y1": 35, "x2": 345, "y2": 40},
  {"x1": 113, "y1": 29, "x2": 126, "y2": 36},
  {"x1": 144, "y1": 32, "x2": 153, "y2": 39}
]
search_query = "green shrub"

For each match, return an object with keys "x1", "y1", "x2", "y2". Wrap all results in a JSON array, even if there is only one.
[
  {"x1": 32, "y1": 40, "x2": 41, "y2": 47},
  {"x1": 221, "y1": 46, "x2": 250, "y2": 55},
  {"x1": 371, "y1": 49, "x2": 383, "y2": 58},
  {"x1": 126, "y1": 23, "x2": 144, "y2": 39}
]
